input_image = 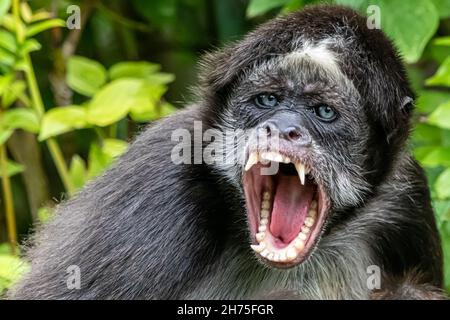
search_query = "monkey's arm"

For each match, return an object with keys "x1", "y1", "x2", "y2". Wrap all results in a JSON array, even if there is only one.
[
  {"x1": 8, "y1": 106, "x2": 222, "y2": 299},
  {"x1": 371, "y1": 273, "x2": 447, "y2": 300},
  {"x1": 359, "y1": 155, "x2": 444, "y2": 299}
]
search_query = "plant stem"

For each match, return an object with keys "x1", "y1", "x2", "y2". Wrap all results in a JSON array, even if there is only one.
[
  {"x1": 46, "y1": 139, "x2": 74, "y2": 193},
  {"x1": 13, "y1": 0, "x2": 75, "y2": 195},
  {"x1": 0, "y1": 144, "x2": 17, "y2": 255},
  {"x1": 24, "y1": 55, "x2": 75, "y2": 195},
  {"x1": 23, "y1": 55, "x2": 75, "y2": 194}
]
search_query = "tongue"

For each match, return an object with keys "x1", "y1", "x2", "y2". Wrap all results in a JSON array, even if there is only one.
[{"x1": 270, "y1": 175, "x2": 315, "y2": 245}]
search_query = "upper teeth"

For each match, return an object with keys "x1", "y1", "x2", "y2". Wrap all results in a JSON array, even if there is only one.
[
  {"x1": 245, "y1": 152, "x2": 259, "y2": 171},
  {"x1": 260, "y1": 151, "x2": 290, "y2": 163},
  {"x1": 251, "y1": 191, "x2": 318, "y2": 263},
  {"x1": 294, "y1": 162, "x2": 306, "y2": 185},
  {"x1": 245, "y1": 151, "x2": 310, "y2": 185}
]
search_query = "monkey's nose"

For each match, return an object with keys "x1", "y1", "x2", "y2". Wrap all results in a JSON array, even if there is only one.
[{"x1": 258, "y1": 121, "x2": 311, "y2": 146}]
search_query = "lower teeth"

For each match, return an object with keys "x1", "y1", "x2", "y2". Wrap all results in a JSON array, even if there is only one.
[{"x1": 251, "y1": 191, "x2": 318, "y2": 262}]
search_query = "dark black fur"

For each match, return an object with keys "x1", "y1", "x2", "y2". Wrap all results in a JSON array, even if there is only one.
[{"x1": 9, "y1": 5, "x2": 443, "y2": 299}]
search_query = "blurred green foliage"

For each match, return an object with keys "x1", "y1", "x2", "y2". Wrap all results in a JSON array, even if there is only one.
[{"x1": 0, "y1": 0, "x2": 449, "y2": 296}]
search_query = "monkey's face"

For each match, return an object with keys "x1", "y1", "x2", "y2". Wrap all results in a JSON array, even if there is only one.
[
  {"x1": 202, "y1": 7, "x2": 413, "y2": 271},
  {"x1": 223, "y1": 46, "x2": 374, "y2": 268}
]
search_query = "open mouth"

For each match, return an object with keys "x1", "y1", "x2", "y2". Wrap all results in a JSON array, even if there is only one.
[{"x1": 243, "y1": 150, "x2": 330, "y2": 268}]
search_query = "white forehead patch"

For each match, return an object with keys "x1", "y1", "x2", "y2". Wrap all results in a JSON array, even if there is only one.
[{"x1": 285, "y1": 40, "x2": 340, "y2": 74}]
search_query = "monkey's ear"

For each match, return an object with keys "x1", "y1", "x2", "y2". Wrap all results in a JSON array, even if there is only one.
[
  {"x1": 400, "y1": 96, "x2": 414, "y2": 116},
  {"x1": 386, "y1": 95, "x2": 414, "y2": 145},
  {"x1": 199, "y1": 42, "x2": 258, "y2": 94},
  {"x1": 199, "y1": 46, "x2": 239, "y2": 93}
]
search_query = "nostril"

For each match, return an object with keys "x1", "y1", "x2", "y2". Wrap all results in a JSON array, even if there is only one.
[
  {"x1": 263, "y1": 124, "x2": 272, "y2": 137},
  {"x1": 287, "y1": 128, "x2": 301, "y2": 141}
]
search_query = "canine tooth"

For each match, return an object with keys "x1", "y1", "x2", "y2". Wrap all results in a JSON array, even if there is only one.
[
  {"x1": 304, "y1": 217, "x2": 314, "y2": 227},
  {"x1": 263, "y1": 192, "x2": 270, "y2": 200},
  {"x1": 286, "y1": 247, "x2": 298, "y2": 260},
  {"x1": 258, "y1": 225, "x2": 267, "y2": 232},
  {"x1": 301, "y1": 226, "x2": 310, "y2": 234},
  {"x1": 251, "y1": 243, "x2": 265, "y2": 253},
  {"x1": 245, "y1": 152, "x2": 259, "y2": 171},
  {"x1": 261, "y1": 209, "x2": 269, "y2": 218},
  {"x1": 311, "y1": 200, "x2": 317, "y2": 210},
  {"x1": 261, "y1": 200, "x2": 270, "y2": 210},
  {"x1": 295, "y1": 162, "x2": 306, "y2": 185},
  {"x1": 256, "y1": 232, "x2": 265, "y2": 242},
  {"x1": 260, "y1": 218, "x2": 268, "y2": 226},
  {"x1": 298, "y1": 232, "x2": 307, "y2": 241},
  {"x1": 294, "y1": 239, "x2": 305, "y2": 251}
]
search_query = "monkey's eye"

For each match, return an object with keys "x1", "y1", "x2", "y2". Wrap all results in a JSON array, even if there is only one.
[
  {"x1": 254, "y1": 94, "x2": 279, "y2": 108},
  {"x1": 314, "y1": 105, "x2": 337, "y2": 122}
]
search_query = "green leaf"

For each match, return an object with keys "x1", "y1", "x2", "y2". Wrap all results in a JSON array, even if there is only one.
[
  {"x1": 0, "y1": 30, "x2": 16, "y2": 53},
  {"x1": 109, "y1": 61, "x2": 160, "y2": 80},
  {"x1": 0, "y1": 159, "x2": 24, "y2": 177},
  {"x1": 0, "y1": 0, "x2": 11, "y2": 20},
  {"x1": 0, "y1": 74, "x2": 12, "y2": 96},
  {"x1": 0, "y1": 243, "x2": 11, "y2": 254},
  {"x1": 37, "y1": 206, "x2": 53, "y2": 223},
  {"x1": 416, "y1": 90, "x2": 450, "y2": 114},
  {"x1": 38, "y1": 105, "x2": 88, "y2": 141},
  {"x1": 281, "y1": 0, "x2": 304, "y2": 14},
  {"x1": 434, "y1": 37, "x2": 450, "y2": 46},
  {"x1": 436, "y1": 168, "x2": 450, "y2": 199},
  {"x1": 128, "y1": 83, "x2": 168, "y2": 121},
  {"x1": 19, "y1": 39, "x2": 41, "y2": 55},
  {"x1": 25, "y1": 19, "x2": 65, "y2": 38},
  {"x1": 420, "y1": 147, "x2": 450, "y2": 167},
  {"x1": 20, "y1": 2, "x2": 32, "y2": 23},
  {"x1": 428, "y1": 100, "x2": 450, "y2": 130},
  {"x1": 440, "y1": 221, "x2": 450, "y2": 292},
  {"x1": 426, "y1": 56, "x2": 450, "y2": 87},
  {"x1": 432, "y1": 0, "x2": 450, "y2": 18},
  {"x1": 146, "y1": 72, "x2": 175, "y2": 85},
  {"x1": 102, "y1": 139, "x2": 128, "y2": 158},
  {"x1": 69, "y1": 155, "x2": 87, "y2": 190},
  {"x1": 87, "y1": 143, "x2": 110, "y2": 179},
  {"x1": 414, "y1": 146, "x2": 437, "y2": 164},
  {"x1": 0, "y1": 47, "x2": 15, "y2": 67},
  {"x1": 0, "y1": 252, "x2": 28, "y2": 293},
  {"x1": 247, "y1": 0, "x2": 290, "y2": 18},
  {"x1": 86, "y1": 140, "x2": 127, "y2": 179},
  {"x1": 159, "y1": 102, "x2": 176, "y2": 117},
  {"x1": 0, "y1": 108, "x2": 40, "y2": 133},
  {"x1": 334, "y1": 0, "x2": 439, "y2": 64},
  {"x1": 30, "y1": 11, "x2": 52, "y2": 23},
  {"x1": 0, "y1": 14, "x2": 15, "y2": 32},
  {"x1": 434, "y1": 200, "x2": 450, "y2": 224},
  {"x1": 0, "y1": 128, "x2": 12, "y2": 144},
  {"x1": 87, "y1": 78, "x2": 148, "y2": 126},
  {"x1": 2, "y1": 80, "x2": 26, "y2": 108},
  {"x1": 412, "y1": 124, "x2": 442, "y2": 147},
  {"x1": 130, "y1": 101, "x2": 175, "y2": 122},
  {"x1": 67, "y1": 56, "x2": 107, "y2": 97}
]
